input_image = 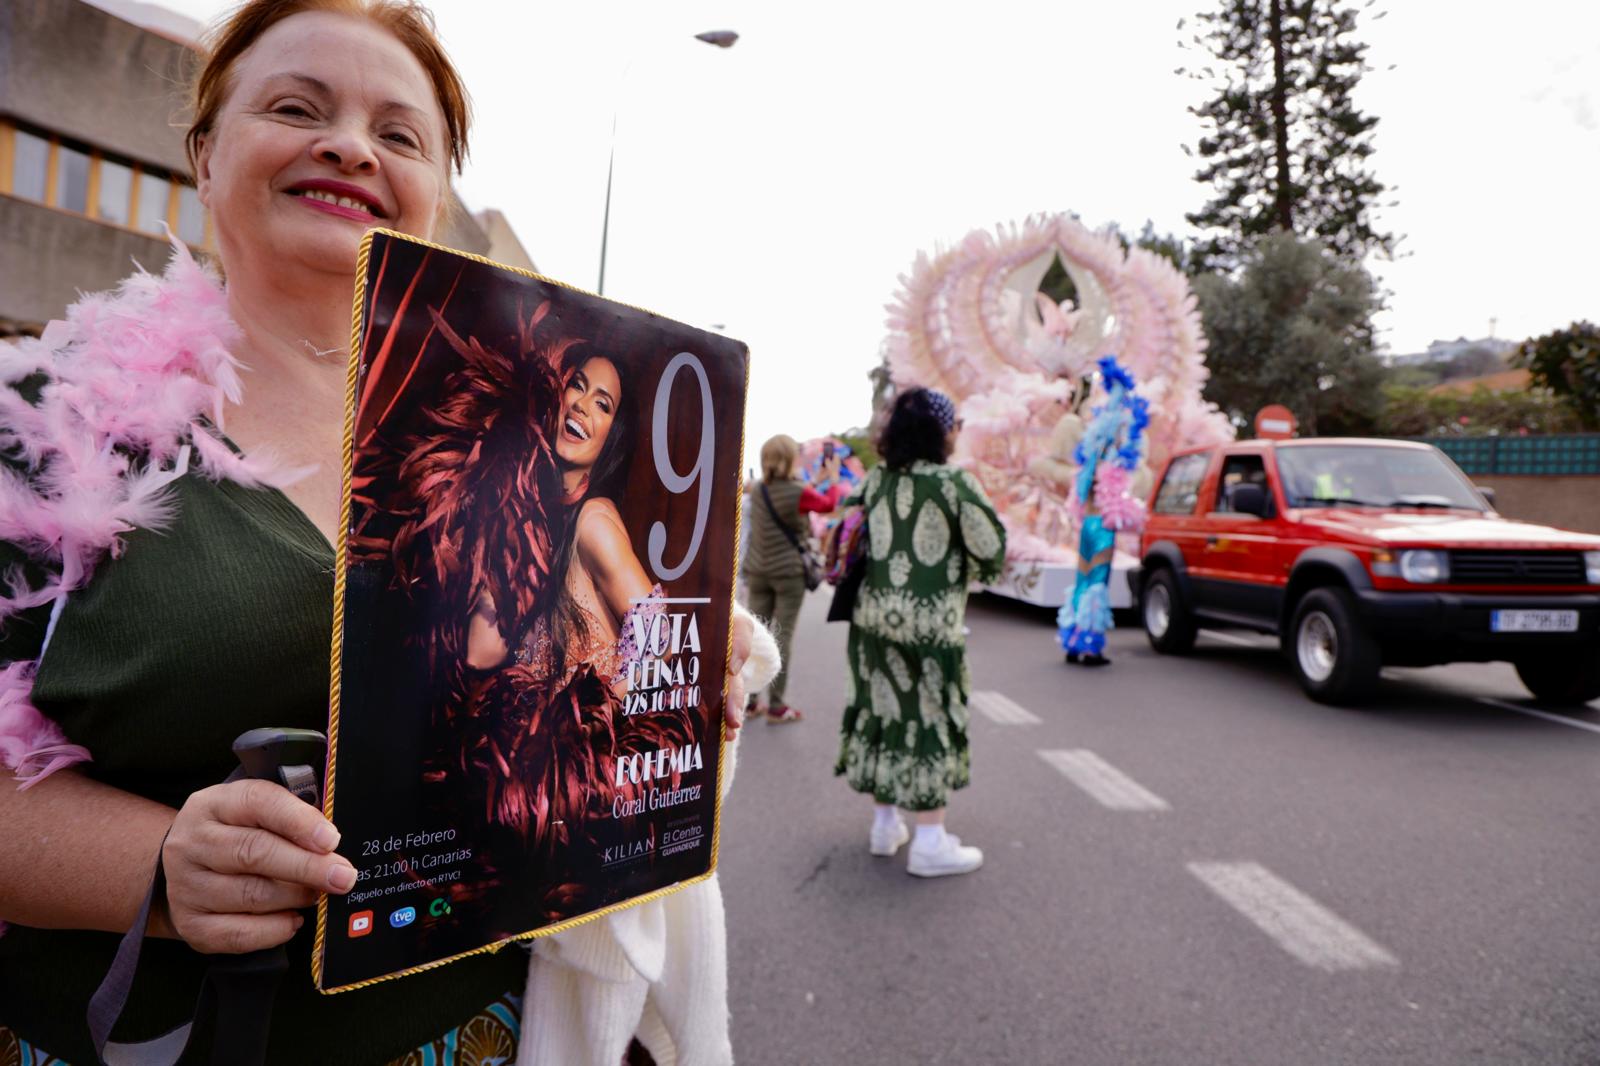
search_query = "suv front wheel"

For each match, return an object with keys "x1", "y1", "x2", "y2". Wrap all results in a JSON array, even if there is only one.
[
  {"x1": 1142, "y1": 569, "x2": 1197, "y2": 654},
  {"x1": 1288, "y1": 588, "x2": 1380, "y2": 704},
  {"x1": 1514, "y1": 656, "x2": 1600, "y2": 707}
]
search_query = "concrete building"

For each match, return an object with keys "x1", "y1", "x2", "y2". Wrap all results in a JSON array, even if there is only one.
[
  {"x1": 474, "y1": 208, "x2": 540, "y2": 274},
  {"x1": 1, "y1": 0, "x2": 504, "y2": 337},
  {"x1": 1385, "y1": 336, "x2": 1519, "y2": 367}
]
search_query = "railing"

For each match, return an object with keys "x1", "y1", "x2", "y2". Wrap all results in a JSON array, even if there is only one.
[{"x1": 1417, "y1": 434, "x2": 1600, "y2": 476}]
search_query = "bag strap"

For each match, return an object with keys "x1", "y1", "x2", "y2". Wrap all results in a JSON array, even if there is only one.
[
  {"x1": 87, "y1": 830, "x2": 172, "y2": 1057},
  {"x1": 87, "y1": 762, "x2": 311, "y2": 1066},
  {"x1": 760, "y1": 484, "x2": 809, "y2": 557}
]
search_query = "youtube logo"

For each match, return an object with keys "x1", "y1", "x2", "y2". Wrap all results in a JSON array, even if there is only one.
[{"x1": 348, "y1": 910, "x2": 374, "y2": 938}]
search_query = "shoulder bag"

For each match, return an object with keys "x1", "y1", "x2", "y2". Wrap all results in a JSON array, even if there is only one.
[{"x1": 825, "y1": 475, "x2": 885, "y2": 623}]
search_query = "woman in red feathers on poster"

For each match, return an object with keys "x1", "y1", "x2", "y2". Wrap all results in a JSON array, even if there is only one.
[
  {"x1": 354, "y1": 305, "x2": 700, "y2": 922},
  {"x1": 466, "y1": 346, "x2": 656, "y2": 697},
  {"x1": 350, "y1": 296, "x2": 760, "y2": 1063}
]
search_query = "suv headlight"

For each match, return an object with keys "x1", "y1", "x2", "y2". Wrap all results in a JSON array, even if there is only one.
[
  {"x1": 1586, "y1": 551, "x2": 1600, "y2": 585},
  {"x1": 1399, "y1": 549, "x2": 1449, "y2": 584}
]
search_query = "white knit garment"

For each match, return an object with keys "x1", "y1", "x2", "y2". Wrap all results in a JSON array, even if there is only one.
[{"x1": 518, "y1": 604, "x2": 780, "y2": 1066}]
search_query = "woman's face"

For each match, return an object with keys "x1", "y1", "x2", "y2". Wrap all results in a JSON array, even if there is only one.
[
  {"x1": 557, "y1": 356, "x2": 622, "y2": 472},
  {"x1": 196, "y1": 11, "x2": 449, "y2": 284}
]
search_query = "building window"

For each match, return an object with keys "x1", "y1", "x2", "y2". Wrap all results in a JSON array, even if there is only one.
[
  {"x1": 55, "y1": 143, "x2": 91, "y2": 214},
  {"x1": 176, "y1": 183, "x2": 205, "y2": 245},
  {"x1": 13, "y1": 129, "x2": 50, "y2": 201},
  {"x1": 135, "y1": 170, "x2": 170, "y2": 236},
  {"x1": 2, "y1": 122, "x2": 211, "y2": 250},
  {"x1": 98, "y1": 158, "x2": 134, "y2": 226}
]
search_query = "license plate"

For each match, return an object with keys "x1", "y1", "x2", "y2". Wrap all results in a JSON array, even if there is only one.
[{"x1": 1491, "y1": 610, "x2": 1579, "y2": 633}]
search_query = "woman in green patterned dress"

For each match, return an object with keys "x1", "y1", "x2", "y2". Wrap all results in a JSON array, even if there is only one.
[{"x1": 835, "y1": 388, "x2": 1008, "y2": 877}]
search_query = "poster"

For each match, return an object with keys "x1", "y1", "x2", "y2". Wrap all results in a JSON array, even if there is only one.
[{"x1": 315, "y1": 230, "x2": 748, "y2": 993}]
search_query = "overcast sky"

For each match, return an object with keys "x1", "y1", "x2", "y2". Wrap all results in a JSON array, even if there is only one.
[{"x1": 140, "y1": 0, "x2": 1599, "y2": 446}]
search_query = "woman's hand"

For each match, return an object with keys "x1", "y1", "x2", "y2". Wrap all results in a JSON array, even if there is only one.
[
  {"x1": 161, "y1": 779, "x2": 355, "y2": 954},
  {"x1": 723, "y1": 610, "x2": 754, "y2": 740}
]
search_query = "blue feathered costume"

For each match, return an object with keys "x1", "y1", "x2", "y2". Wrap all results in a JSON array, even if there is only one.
[{"x1": 1057, "y1": 356, "x2": 1149, "y2": 663}]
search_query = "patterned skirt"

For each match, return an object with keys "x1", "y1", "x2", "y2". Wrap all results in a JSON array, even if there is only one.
[
  {"x1": 0, "y1": 992, "x2": 521, "y2": 1066},
  {"x1": 383, "y1": 992, "x2": 521, "y2": 1065},
  {"x1": 835, "y1": 625, "x2": 972, "y2": 811}
]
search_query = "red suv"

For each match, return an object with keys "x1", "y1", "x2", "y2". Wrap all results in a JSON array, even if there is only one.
[{"x1": 1133, "y1": 439, "x2": 1600, "y2": 705}]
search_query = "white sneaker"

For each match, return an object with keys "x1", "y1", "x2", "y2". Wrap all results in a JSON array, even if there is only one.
[
  {"x1": 869, "y1": 819, "x2": 910, "y2": 857},
  {"x1": 906, "y1": 833, "x2": 984, "y2": 877}
]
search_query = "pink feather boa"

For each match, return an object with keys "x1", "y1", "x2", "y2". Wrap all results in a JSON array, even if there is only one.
[
  {"x1": 1064, "y1": 467, "x2": 1148, "y2": 534},
  {"x1": 0, "y1": 243, "x2": 307, "y2": 789},
  {"x1": 1091, "y1": 465, "x2": 1148, "y2": 533}
]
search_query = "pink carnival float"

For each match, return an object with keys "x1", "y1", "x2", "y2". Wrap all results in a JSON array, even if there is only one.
[{"x1": 883, "y1": 213, "x2": 1233, "y2": 604}]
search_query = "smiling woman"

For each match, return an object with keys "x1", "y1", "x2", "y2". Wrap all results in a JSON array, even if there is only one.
[
  {"x1": 0, "y1": 1, "x2": 764, "y2": 1060},
  {"x1": 0, "y1": 2, "x2": 536, "y2": 1062},
  {"x1": 191, "y1": 10, "x2": 454, "y2": 301}
]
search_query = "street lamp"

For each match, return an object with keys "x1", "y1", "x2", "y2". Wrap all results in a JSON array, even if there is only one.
[{"x1": 596, "y1": 30, "x2": 738, "y2": 296}]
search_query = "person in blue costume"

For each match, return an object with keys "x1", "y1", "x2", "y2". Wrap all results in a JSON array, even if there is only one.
[
  {"x1": 1057, "y1": 356, "x2": 1149, "y2": 667},
  {"x1": 1061, "y1": 494, "x2": 1117, "y2": 665}
]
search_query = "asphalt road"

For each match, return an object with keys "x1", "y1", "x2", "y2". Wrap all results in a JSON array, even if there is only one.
[{"x1": 719, "y1": 589, "x2": 1600, "y2": 1065}]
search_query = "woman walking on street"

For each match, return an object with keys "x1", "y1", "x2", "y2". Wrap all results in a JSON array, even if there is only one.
[
  {"x1": 741, "y1": 435, "x2": 846, "y2": 723},
  {"x1": 835, "y1": 389, "x2": 1007, "y2": 877}
]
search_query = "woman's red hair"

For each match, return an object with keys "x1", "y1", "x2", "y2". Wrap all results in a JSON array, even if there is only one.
[{"x1": 186, "y1": 0, "x2": 472, "y2": 176}]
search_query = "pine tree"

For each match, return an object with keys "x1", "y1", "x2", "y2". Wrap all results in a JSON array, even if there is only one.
[{"x1": 1182, "y1": 0, "x2": 1397, "y2": 272}]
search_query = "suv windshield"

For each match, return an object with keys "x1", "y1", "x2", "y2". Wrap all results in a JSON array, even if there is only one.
[{"x1": 1276, "y1": 445, "x2": 1487, "y2": 511}]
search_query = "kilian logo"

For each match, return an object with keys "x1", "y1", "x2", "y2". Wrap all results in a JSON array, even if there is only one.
[
  {"x1": 602, "y1": 836, "x2": 658, "y2": 867},
  {"x1": 614, "y1": 743, "x2": 703, "y2": 788}
]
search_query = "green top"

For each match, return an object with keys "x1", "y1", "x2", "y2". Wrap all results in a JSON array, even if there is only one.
[
  {"x1": 845, "y1": 461, "x2": 1009, "y2": 646},
  {"x1": 0, "y1": 472, "x2": 523, "y2": 1063},
  {"x1": 743, "y1": 477, "x2": 806, "y2": 580}
]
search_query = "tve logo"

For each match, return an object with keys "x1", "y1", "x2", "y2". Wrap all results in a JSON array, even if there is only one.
[
  {"x1": 347, "y1": 910, "x2": 374, "y2": 938},
  {"x1": 389, "y1": 906, "x2": 417, "y2": 929}
]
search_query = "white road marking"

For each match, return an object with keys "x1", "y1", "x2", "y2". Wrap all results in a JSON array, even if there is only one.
[
  {"x1": 970, "y1": 690, "x2": 1041, "y2": 725},
  {"x1": 1206, "y1": 631, "x2": 1276, "y2": 649},
  {"x1": 1188, "y1": 862, "x2": 1399, "y2": 972},
  {"x1": 1036, "y1": 749, "x2": 1170, "y2": 811},
  {"x1": 1476, "y1": 697, "x2": 1600, "y2": 736}
]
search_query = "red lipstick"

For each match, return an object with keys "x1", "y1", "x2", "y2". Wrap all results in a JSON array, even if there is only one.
[{"x1": 288, "y1": 179, "x2": 386, "y2": 221}]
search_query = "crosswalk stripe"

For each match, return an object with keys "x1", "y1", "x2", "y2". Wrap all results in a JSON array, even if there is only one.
[
  {"x1": 1207, "y1": 631, "x2": 1276, "y2": 649},
  {"x1": 1188, "y1": 861, "x2": 1399, "y2": 972},
  {"x1": 970, "y1": 690, "x2": 1041, "y2": 725},
  {"x1": 1477, "y1": 696, "x2": 1600, "y2": 736},
  {"x1": 1036, "y1": 749, "x2": 1169, "y2": 810}
]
